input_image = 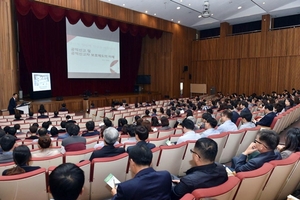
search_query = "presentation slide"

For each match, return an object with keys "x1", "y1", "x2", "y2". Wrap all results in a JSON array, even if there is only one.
[
  {"x1": 32, "y1": 73, "x2": 51, "y2": 92},
  {"x1": 66, "y1": 19, "x2": 120, "y2": 79}
]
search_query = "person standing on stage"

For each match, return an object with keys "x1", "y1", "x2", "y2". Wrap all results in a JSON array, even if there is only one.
[{"x1": 7, "y1": 93, "x2": 18, "y2": 115}]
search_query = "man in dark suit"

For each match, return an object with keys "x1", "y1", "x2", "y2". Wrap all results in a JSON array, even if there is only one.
[
  {"x1": 89, "y1": 127, "x2": 125, "y2": 161},
  {"x1": 253, "y1": 104, "x2": 276, "y2": 127},
  {"x1": 127, "y1": 125, "x2": 155, "y2": 152},
  {"x1": 111, "y1": 144, "x2": 172, "y2": 200},
  {"x1": 7, "y1": 93, "x2": 18, "y2": 115}
]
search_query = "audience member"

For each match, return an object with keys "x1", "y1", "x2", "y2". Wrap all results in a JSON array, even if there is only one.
[
  {"x1": 2, "y1": 145, "x2": 40, "y2": 175},
  {"x1": 100, "y1": 117, "x2": 113, "y2": 138},
  {"x1": 49, "y1": 163, "x2": 84, "y2": 200},
  {"x1": 199, "y1": 113, "x2": 212, "y2": 129},
  {"x1": 122, "y1": 125, "x2": 137, "y2": 144},
  {"x1": 117, "y1": 118, "x2": 128, "y2": 132},
  {"x1": 177, "y1": 119, "x2": 200, "y2": 144},
  {"x1": 66, "y1": 115, "x2": 76, "y2": 124},
  {"x1": 7, "y1": 127, "x2": 20, "y2": 140},
  {"x1": 111, "y1": 144, "x2": 172, "y2": 200},
  {"x1": 171, "y1": 138, "x2": 228, "y2": 199},
  {"x1": 231, "y1": 129, "x2": 281, "y2": 172},
  {"x1": 239, "y1": 112, "x2": 256, "y2": 130},
  {"x1": 57, "y1": 122, "x2": 72, "y2": 139},
  {"x1": 89, "y1": 127, "x2": 125, "y2": 161},
  {"x1": 277, "y1": 128, "x2": 300, "y2": 159},
  {"x1": 50, "y1": 126, "x2": 59, "y2": 138},
  {"x1": 82, "y1": 121, "x2": 100, "y2": 137},
  {"x1": 217, "y1": 109, "x2": 238, "y2": 133},
  {"x1": 61, "y1": 124, "x2": 86, "y2": 153},
  {"x1": 58, "y1": 121, "x2": 67, "y2": 133},
  {"x1": 14, "y1": 124, "x2": 23, "y2": 134},
  {"x1": 158, "y1": 117, "x2": 171, "y2": 130},
  {"x1": 52, "y1": 111, "x2": 60, "y2": 118},
  {"x1": 151, "y1": 116, "x2": 161, "y2": 127},
  {"x1": 38, "y1": 104, "x2": 48, "y2": 118},
  {"x1": 0, "y1": 134, "x2": 16, "y2": 163},
  {"x1": 127, "y1": 125, "x2": 155, "y2": 152},
  {"x1": 253, "y1": 104, "x2": 276, "y2": 127},
  {"x1": 31, "y1": 135, "x2": 61, "y2": 157},
  {"x1": 14, "y1": 113, "x2": 23, "y2": 121},
  {"x1": 26, "y1": 111, "x2": 36, "y2": 119},
  {"x1": 59, "y1": 103, "x2": 68, "y2": 112},
  {"x1": 199, "y1": 117, "x2": 219, "y2": 138},
  {"x1": 25, "y1": 125, "x2": 39, "y2": 140}
]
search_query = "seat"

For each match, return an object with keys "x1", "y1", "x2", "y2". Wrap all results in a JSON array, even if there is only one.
[
  {"x1": 180, "y1": 193, "x2": 195, "y2": 200},
  {"x1": 90, "y1": 153, "x2": 129, "y2": 200},
  {"x1": 31, "y1": 154, "x2": 63, "y2": 169},
  {"x1": 72, "y1": 115, "x2": 83, "y2": 121},
  {"x1": 258, "y1": 153, "x2": 300, "y2": 200},
  {"x1": 157, "y1": 128, "x2": 175, "y2": 138},
  {"x1": 81, "y1": 118, "x2": 92, "y2": 123},
  {"x1": 178, "y1": 140, "x2": 196, "y2": 176},
  {"x1": 234, "y1": 163, "x2": 274, "y2": 200},
  {"x1": 88, "y1": 108, "x2": 97, "y2": 120},
  {"x1": 235, "y1": 127, "x2": 260, "y2": 156},
  {"x1": 219, "y1": 130, "x2": 246, "y2": 164},
  {"x1": 123, "y1": 142, "x2": 137, "y2": 151},
  {"x1": 277, "y1": 152, "x2": 300, "y2": 200},
  {"x1": 48, "y1": 160, "x2": 91, "y2": 200},
  {"x1": 64, "y1": 148, "x2": 94, "y2": 163},
  {"x1": 192, "y1": 176, "x2": 241, "y2": 200},
  {"x1": 84, "y1": 135, "x2": 99, "y2": 143},
  {"x1": 168, "y1": 118, "x2": 177, "y2": 128},
  {"x1": 174, "y1": 128, "x2": 183, "y2": 135},
  {"x1": 151, "y1": 147, "x2": 161, "y2": 170},
  {"x1": 148, "y1": 135, "x2": 170, "y2": 147},
  {"x1": 235, "y1": 117, "x2": 242, "y2": 128},
  {"x1": 0, "y1": 168, "x2": 48, "y2": 200},
  {"x1": 208, "y1": 132, "x2": 229, "y2": 163},
  {"x1": 156, "y1": 142, "x2": 187, "y2": 175},
  {"x1": 170, "y1": 134, "x2": 183, "y2": 143}
]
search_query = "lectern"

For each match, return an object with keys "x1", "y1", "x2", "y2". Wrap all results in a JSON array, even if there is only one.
[{"x1": 16, "y1": 104, "x2": 30, "y2": 114}]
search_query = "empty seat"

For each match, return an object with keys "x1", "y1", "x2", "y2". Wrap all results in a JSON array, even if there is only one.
[
  {"x1": 64, "y1": 148, "x2": 94, "y2": 163},
  {"x1": 192, "y1": 176, "x2": 241, "y2": 200}
]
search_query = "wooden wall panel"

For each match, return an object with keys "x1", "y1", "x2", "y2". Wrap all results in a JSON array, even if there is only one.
[{"x1": 0, "y1": 0, "x2": 18, "y2": 110}]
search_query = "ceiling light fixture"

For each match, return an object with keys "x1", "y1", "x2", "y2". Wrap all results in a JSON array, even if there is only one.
[
  {"x1": 122, "y1": 3, "x2": 125, "y2": 6},
  {"x1": 178, "y1": 21, "x2": 180, "y2": 23},
  {"x1": 177, "y1": 6, "x2": 180, "y2": 9},
  {"x1": 238, "y1": 6, "x2": 242, "y2": 9},
  {"x1": 201, "y1": 0, "x2": 211, "y2": 18},
  {"x1": 263, "y1": 2, "x2": 265, "y2": 4},
  {"x1": 154, "y1": 13, "x2": 156, "y2": 16},
  {"x1": 145, "y1": 11, "x2": 148, "y2": 13}
]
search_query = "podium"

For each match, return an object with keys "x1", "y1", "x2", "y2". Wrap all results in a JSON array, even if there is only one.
[{"x1": 16, "y1": 105, "x2": 30, "y2": 114}]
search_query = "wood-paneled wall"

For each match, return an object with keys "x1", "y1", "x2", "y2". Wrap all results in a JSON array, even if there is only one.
[
  {"x1": 0, "y1": 0, "x2": 18, "y2": 110},
  {"x1": 192, "y1": 27, "x2": 300, "y2": 95}
]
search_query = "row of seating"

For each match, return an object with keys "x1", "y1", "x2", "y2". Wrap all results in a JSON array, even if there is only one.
[
  {"x1": 181, "y1": 152, "x2": 300, "y2": 200},
  {"x1": 1, "y1": 151, "x2": 299, "y2": 200}
]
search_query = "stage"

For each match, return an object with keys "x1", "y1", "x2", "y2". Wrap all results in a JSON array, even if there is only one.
[{"x1": 28, "y1": 92, "x2": 162, "y2": 113}]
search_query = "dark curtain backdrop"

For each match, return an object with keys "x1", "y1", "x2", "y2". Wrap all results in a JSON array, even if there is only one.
[{"x1": 16, "y1": 2, "x2": 155, "y2": 97}]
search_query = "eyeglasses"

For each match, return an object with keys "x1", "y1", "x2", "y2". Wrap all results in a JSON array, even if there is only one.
[
  {"x1": 190, "y1": 149, "x2": 201, "y2": 158},
  {"x1": 254, "y1": 139, "x2": 268, "y2": 149}
]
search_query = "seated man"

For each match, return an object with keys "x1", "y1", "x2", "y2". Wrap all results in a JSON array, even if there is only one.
[
  {"x1": 81, "y1": 121, "x2": 100, "y2": 137},
  {"x1": 231, "y1": 129, "x2": 281, "y2": 172},
  {"x1": 217, "y1": 109, "x2": 238, "y2": 133},
  {"x1": 127, "y1": 125, "x2": 155, "y2": 152},
  {"x1": 199, "y1": 117, "x2": 220, "y2": 138},
  {"x1": 177, "y1": 118, "x2": 200, "y2": 144},
  {"x1": 89, "y1": 127, "x2": 125, "y2": 161},
  {"x1": 171, "y1": 138, "x2": 228, "y2": 199},
  {"x1": 0, "y1": 134, "x2": 16, "y2": 163},
  {"x1": 253, "y1": 104, "x2": 276, "y2": 127},
  {"x1": 122, "y1": 124, "x2": 137, "y2": 144},
  {"x1": 59, "y1": 103, "x2": 68, "y2": 112},
  {"x1": 61, "y1": 124, "x2": 86, "y2": 153},
  {"x1": 111, "y1": 144, "x2": 172, "y2": 200},
  {"x1": 239, "y1": 112, "x2": 256, "y2": 130},
  {"x1": 49, "y1": 163, "x2": 84, "y2": 200},
  {"x1": 25, "y1": 125, "x2": 39, "y2": 140}
]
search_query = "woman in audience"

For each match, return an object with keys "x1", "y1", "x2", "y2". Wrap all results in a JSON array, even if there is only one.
[
  {"x1": 158, "y1": 116, "x2": 171, "y2": 130},
  {"x1": 142, "y1": 110, "x2": 151, "y2": 118},
  {"x1": 141, "y1": 120, "x2": 153, "y2": 133},
  {"x1": 277, "y1": 128, "x2": 300, "y2": 159},
  {"x1": 2, "y1": 145, "x2": 40, "y2": 175},
  {"x1": 151, "y1": 116, "x2": 161, "y2": 127},
  {"x1": 117, "y1": 118, "x2": 128, "y2": 132},
  {"x1": 50, "y1": 126, "x2": 59, "y2": 138},
  {"x1": 231, "y1": 129, "x2": 281, "y2": 172},
  {"x1": 31, "y1": 135, "x2": 61, "y2": 157},
  {"x1": 285, "y1": 98, "x2": 294, "y2": 111}
]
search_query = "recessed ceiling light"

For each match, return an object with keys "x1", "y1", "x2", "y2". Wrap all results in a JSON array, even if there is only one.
[
  {"x1": 263, "y1": 2, "x2": 265, "y2": 4},
  {"x1": 145, "y1": 11, "x2": 148, "y2": 13},
  {"x1": 177, "y1": 7, "x2": 180, "y2": 9},
  {"x1": 178, "y1": 21, "x2": 180, "y2": 23},
  {"x1": 189, "y1": 4, "x2": 191, "y2": 6},
  {"x1": 122, "y1": 3, "x2": 125, "y2": 6},
  {"x1": 198, "y1": 15, "x2": 202, "y2": 18},
  {"x1": 238, "y1": 6, "x2": 242, "y2": 9},
  {"x1": 154, "y1": 13, "x2": 156, "y2": 16},
  {"x1": 211, "y1": 13, "x2": 213, "y2": 16},
  {"x1": 171, "y1": 19, "x2": 173, "y2": 21}
]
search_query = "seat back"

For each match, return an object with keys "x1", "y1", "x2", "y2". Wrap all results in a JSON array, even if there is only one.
[
  {"x1": 235, "y1": 163, "x2": 274, "y2": 200},
  {"x1": 151, "y1": 147, "x2": 161, "y2": 170},
  {"x1": 178, "y1": 140, "x2": 196, "y2": 176},
  {"x1": 235, "y1": 127, "x2": 260, "y2": 156},
  {"x1": 156, "y1": 142, "x2": 187, "y2": 175},
  {"x1": 208, "y1": 132, "x2": 228, "y2": 162},
  {"x1": 180, "y1": 193, "x2": 196, "y2": 200},
  {"x1": 31, "y1": 154, "x2": 63, "y2": 169},
  {"x1": 258, "y1": 153, "x2": 300, "y2": 200},
  {"x1": 0, "y1": 168, "x2": 48, "y2": 200},
  {"x1": 148, "y1": 135, "x2": 170, "y2": 147},
  {"x1": 64, "y1": 148, "x2": 94, "y2": 163},
  {"x1": 157, "y1": 128, "x2": 175, "y2": 138},
  {"x1": 0, "y1": 162, "x2": 15, "y2": 173},
  {"x1": 277, "y1": 152, "x2": 300, "y2": 200},
  {"x1": 90, "y1": 153, "x2": 128, "y2": 200},
  {"x1": 192, "y1": 176, "x2": 241, "y2": 200},
  {"x1": 219, "y1": 130, "x2": 246, "y2": 163}
]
